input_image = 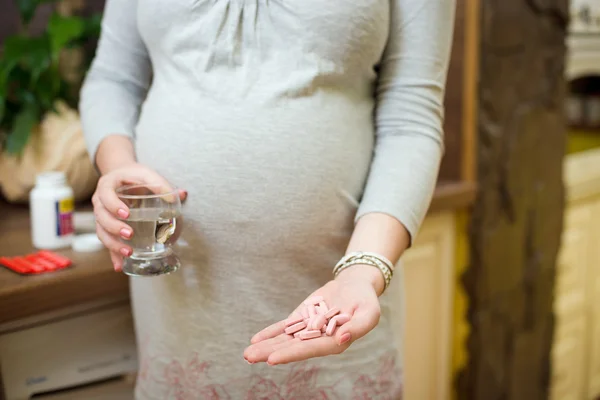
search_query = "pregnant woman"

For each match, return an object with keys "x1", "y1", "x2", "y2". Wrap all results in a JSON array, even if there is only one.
[{"x1": 81, "y1": 0, "x2": 455, "y2": 398}]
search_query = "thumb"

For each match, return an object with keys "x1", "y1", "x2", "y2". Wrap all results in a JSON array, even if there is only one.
[{"x1": 334, "y1": 305, "x2": 380, "y2": 346}]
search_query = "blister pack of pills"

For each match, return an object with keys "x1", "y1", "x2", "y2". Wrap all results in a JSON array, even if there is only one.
[{"x1": 0, "y1": 251, "x2": 72, "y2": 275}]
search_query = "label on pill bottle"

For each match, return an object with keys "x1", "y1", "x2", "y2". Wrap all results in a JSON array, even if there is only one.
[{"x1": 55, "y1": 197, "x2": 74, "y2": 236}]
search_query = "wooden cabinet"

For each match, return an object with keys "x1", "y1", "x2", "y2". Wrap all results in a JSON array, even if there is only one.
[
  {"x1": 402, "y1": 211, "x2": 456, "y2": 400},
  {"x1": 552, "y1": 149, "x2": 600, "y2": 400}
]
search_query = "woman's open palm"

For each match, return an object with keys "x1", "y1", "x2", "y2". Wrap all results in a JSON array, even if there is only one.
[{"x1": 244, "y1": 274, "x2": 381, "y2": 365}]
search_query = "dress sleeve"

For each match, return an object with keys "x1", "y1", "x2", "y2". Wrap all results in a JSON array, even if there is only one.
[
  {"x1": 355, "y1": 0, "x2": 456, "y2": 241},
  {"x1": 79, "y1": 0, "x2": 152, "y2": 162}
]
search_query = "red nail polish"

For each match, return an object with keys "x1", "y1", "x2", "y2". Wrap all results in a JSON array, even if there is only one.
[
  {"x1": 117, "y1": 209, "x2": 129, "y2": 219},
  {"x1": 120, "y1": 248, "x2": 131, "y2": 257},
  {"x1": 339, "y1": 332, "x2": 352, "y2": 345},
  {"x1": 120, "y1": 229, "x2": 132, "y2": 238}
]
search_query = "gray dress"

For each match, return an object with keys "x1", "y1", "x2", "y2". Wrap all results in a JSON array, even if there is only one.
[{"x1": 80, "y1": 0, "x2": 455, "y2": 398}]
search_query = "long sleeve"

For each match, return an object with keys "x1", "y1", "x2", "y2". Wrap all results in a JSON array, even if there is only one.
[
  {"x1": 355, "y1": 0, "x2": 456, "y2": 241},
  {"x1": 79, "y1": 0, "x2": 152, "y2": 161}
]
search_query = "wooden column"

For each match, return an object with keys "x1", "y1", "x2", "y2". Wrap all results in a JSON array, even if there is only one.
[{"x1": 458, "y1": 0, "x2": 568, "y2": 399}]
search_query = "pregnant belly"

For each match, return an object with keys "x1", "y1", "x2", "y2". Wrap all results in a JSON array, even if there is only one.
[{"x1": 135, "y1": 88, "x2": 374, "y2": 252}]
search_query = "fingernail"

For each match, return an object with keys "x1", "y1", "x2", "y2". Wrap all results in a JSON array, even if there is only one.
[
  {"x1": 117, "y1": 209, "x2": 129, "y2": 219},
  {"x1": 339, "y1": 333, "x2": 352, "y2": 345},
  {"x1": 245, "y1": 359, "x2": 253, "y2": 365},
  {"x1": 120, "y1": 248, "x2": 131, "y2": 257},
  {"x1": 120, "y1": 228, "x2": 132, "y2": 238}
]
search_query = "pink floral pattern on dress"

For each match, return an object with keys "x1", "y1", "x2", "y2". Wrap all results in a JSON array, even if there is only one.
[
  {"x1": 136, "y1": 338, "x2": 402, "y2": 399},
  {"x1": 351, "y1": 354, "x2": 402, "y2": 400}
]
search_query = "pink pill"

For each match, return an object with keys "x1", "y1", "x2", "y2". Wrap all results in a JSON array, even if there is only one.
[
  {"x1": 299, "y1": 330, "x2": 322, "y2": 340},
  {"x1": 285, "y1": 315, "x2": 304, "y2": 328},
  {"x1": 299, "y1": 306, "x2": 309, "y2": 319},
  {"x1": 332, "y1": 313, "x2": 351, "y2": 326},
  {"x1": 303, "y1": 296, "x2": 324, "y2": 306},
  {"x1": 294, "y1": 331, "x2": 303, "y2": 339},
  {"x1": 324, "y1": 307, "x2": 340, "y2": 320},
  {"x1": 321, "y1": 325, "x2": 327, "y2": 333},
  {"x1": 310, "y1": 314, "x2": 327, "y2": 330},
  {"x1": 307, "y1": 304, "x2": 317, "y2": 318},
  {"x1": 325, "y1": 318, "x2": 337, "y2": 336},
  {"x1": 318, "y1": 301, "x2": 329, "y2": 314},
  {"x1": 284, "y1": 321, "x2": 307, "y2": 335}
]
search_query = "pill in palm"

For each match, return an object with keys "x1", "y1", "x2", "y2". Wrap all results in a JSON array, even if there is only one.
[
  {"x1": 285, "y1": 315, "x2": 304, "y2": 328},
  {"x1": 310, "y1": 314, "x2": 327, "y2": 330},
  {"x1": 300, "y1": 307, "x2": 309, "y2": 319},
  {"x1": 284, "y1": 321, "x2": 307, "y2": 335},
  {"x1": 318, "y1": 301, "x2": 328, "y2": 314},
  {"x1": 325, "y1": 318, "x2": 337, "y2": 336},
  {"x1": 332, "y1": 313, "x2": 351, "y2": 326},
  {"x1": 324, "y1": 306, "x2": 340, "y2": 319},
  {"x1": 307, "y1": 304, "x2": 317, "y2": 318},
  {"x1": 299, "y1": 330, "x2": 322, "y2": 340}
]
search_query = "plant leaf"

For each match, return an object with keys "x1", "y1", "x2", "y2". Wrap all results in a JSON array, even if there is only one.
[
  {"x1": 3, "y1": 35, "x2": 51, "y2": 83},
  {"x1": 47, "y1": 13, "x2": 85, "y2": 60},
  {"x1": 6, "y1": 103, "x2": 39, "y2": 154}
]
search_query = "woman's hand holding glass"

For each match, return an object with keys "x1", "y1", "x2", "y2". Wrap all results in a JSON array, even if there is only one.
[{"x1": 91, "y1": 162, "x2": 187, "y2": 271}]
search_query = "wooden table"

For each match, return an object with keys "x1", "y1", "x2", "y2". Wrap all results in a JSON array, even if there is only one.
[{"x1": 0, "y1": 201, "x2": 129, "y2": 325}]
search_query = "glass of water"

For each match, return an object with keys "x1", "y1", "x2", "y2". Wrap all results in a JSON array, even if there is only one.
[{"x1": 116, "y1": 183, "x2": 183, "y2": 277}]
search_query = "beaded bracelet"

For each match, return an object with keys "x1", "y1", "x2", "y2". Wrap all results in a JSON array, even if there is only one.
[{"x1": 333, "y1": 252, "x2": 394, "y2": 291}]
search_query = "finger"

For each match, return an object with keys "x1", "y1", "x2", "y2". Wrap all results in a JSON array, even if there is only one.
[
  {"x1": 94, "y1": 205, "x2": 133, "y2": 239},
  {"x1": 267, "y1": 335, "x2": 346, "y2": 365},
  {"x1": 179, "y1": 189, "x2": 188, "y2": 203},
  {"x1": 334, "y1": 305, "x2": 380, "y2": 346},
  {"x1": 244, "y1": 334, "x2": 296, "y2": 363},
  {"x1": 97, "y1": 178, "x2": 131, "y2": 219},
  {"x1": 250, "y1": 319, "x2": 288, "y2": 344},
  {"x1": 110, "y1": 251, "x2": 123, "y2": 272},
  {"x1": 96, "y1": 223, "x2": 132, "y2": 256}
]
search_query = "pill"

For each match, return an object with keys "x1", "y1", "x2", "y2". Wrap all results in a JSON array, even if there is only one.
[
  {"x1": 324, "y1": 307, "x2": 340, "y2": 319},
  {"x1": 294, "y1": 331, "x2": 302, "y2": 339},
  {"x1": 299, "y1": 306, "x2": 309, "y2": 319},
  {"x1": 318, "y1": 301, "x2": 328, "y2": 314},
  {"x1": 332, "y1": 313, "x2": 351, "y2": 326},
  {"x1": 325, "y1": 318, "x2": 337, "y2": 336},
  {"x1": 303, "y1": 296, "x2": 324, "y2": 306},
  {"x1": 311, "y1": 314, "x2": 327, "y2": 330},
  {"x1": 285, "y1": 314, "x2": 304, "y2": 328},
  {"x1": 284, "y1": 321, "x2": 307, "y2": 335},
  {"x1": 307, "y1": 304, "x2": 317, "y2": 318},
  {"x1": 299, "y1": 330, "x2": 322, "y2": 340},
  {"x1": 321, "y1": 325, "x2": 327, "y2": 333}
]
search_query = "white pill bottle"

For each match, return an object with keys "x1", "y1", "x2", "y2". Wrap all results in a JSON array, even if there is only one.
[{"x1": 29, "y1": 171, "x2": 75, "y2": 249}]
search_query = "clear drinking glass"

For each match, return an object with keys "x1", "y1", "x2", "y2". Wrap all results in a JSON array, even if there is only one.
[{"x1": 116, "y1": 183, "x2": 183, "y2": 277}]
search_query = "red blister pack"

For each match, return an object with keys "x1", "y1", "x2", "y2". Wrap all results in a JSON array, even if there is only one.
[{"x1": 0, "y1": 251, "x2": 72, "y2": 275}]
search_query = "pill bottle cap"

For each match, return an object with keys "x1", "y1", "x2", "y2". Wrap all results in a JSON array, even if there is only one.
[
  {"x1": 72, "y1": 234, "x2": 104, "y2": 253},
  {"x1": 36, "y1": 171, "x2": 67, "y2": 187}
]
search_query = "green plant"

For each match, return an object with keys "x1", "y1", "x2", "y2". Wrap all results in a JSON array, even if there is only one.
[{"x1": 0, "y1": 0, "x2": 101, "y2": 154}]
